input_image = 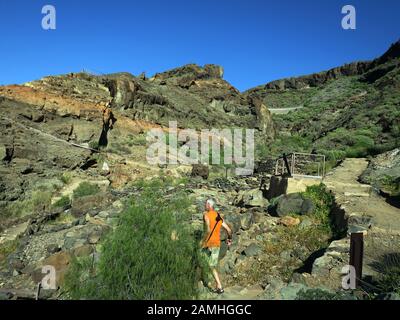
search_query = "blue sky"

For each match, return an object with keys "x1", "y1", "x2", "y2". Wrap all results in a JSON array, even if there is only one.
[{"x1": 0, "y1": 0, "x2": 399, "y2": 91}]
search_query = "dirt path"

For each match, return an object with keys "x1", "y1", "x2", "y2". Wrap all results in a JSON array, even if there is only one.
[{"x1": 324, "y1": 158, "x2": 400, "y2": 233}]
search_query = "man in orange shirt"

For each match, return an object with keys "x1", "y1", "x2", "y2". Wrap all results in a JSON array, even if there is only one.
[{"x1": 201, "y1": 199, "x2": 233, "y2": 294}]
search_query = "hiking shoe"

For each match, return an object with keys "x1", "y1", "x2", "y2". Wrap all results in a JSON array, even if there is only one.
[{"x1": 213, "y1": 288, "x2": 224, "y2": 294}]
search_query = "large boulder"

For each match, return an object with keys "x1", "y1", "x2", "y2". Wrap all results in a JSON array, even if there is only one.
[
  {"x1": 242, "y1": 243, "x2": 262, "y2": 257},
  {"x1": 233, "y1": 189, "x2": 268, "y2": 208},
  {"x1": 269, "y1": 193, "x2": 315, "y2": 217},
  {"x1": 191, "y1": 164, "x2": 209, "y2": 180}
]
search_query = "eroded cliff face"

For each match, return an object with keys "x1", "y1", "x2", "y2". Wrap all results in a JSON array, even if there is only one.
[
  {"x1": 245, "y1": 40, "x2": 400, "y2": 95},
  {"x1": 0, "y1": 64, "x2": 277, "y2": 216}
]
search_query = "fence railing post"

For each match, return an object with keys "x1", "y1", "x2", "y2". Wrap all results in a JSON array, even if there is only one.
[{"x1": 349, "y1": 232, "x2": 364, "y2": 288}]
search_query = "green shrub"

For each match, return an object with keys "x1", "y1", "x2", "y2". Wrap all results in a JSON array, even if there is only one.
[
  {"x1": 60, "y1": 172, "x2": 72, "y2": 185},
  {"x1": 108, "y1": 143, "x2": 132, "y2": 155},
  {"x1": 129, "y1": 134, "x2": 148, "y2": 146},
  {"x1": 31, "y1": 190, "x2": 52, "y2": 212},
  {"x1": 73, "y1": 182, "x2": 100, "y2": 199},
  {"x1": 296, "y1": 288, "x2": 356, "y2": 300},
  {"x1": 302, "y1": 184, "x2": 345, "y2": 238},
  {"x1": 52, "y1": 196, "x2": 71, "y2": 209},
  {"x1": 64, "y1": 179, "x2": 201, "y2": 300},
  {"x1": 89, "y1": 140, "x2": 99, "y2": 150}
]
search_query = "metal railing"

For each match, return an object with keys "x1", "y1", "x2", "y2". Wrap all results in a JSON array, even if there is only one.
[{"x1": 275, "y1": 152, "x2": 326, "y2": 178}]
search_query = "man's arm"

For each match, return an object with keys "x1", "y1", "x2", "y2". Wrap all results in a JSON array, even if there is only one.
[{"x1": 222, "y1": 221, "x2": 233, "y2": 245}]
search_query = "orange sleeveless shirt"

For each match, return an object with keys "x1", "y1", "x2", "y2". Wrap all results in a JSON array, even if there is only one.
[{"x1": 203, "y1": 210, "x2": 222, "y2": 248}]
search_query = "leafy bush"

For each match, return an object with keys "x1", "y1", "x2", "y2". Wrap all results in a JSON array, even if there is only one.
[
  {"x1": 296, "y1": 288, "x2": 356, "y2": 300},
  {"x1": 73, "y1": 182, "x2": 100, "y2": 199},
  {"x1": 302, "y1": 184, "x2": 334, "y2": 229},
  {"x1": 52, "y1": 195, "x2": 71, "y2": 209},
  {"x1": 64, "y1": 179, "x2": 201, "y2": 299},
  {"x1": 0, "y1": 239, "x2": 19, "y2": 260},
  {"x1": 60, "y1": 172, "x2": 72, "y2": 185},
  {"x1": 302, "y1": 184, "x2": 345, "y2": 239},
  {"x1": 30, "y1": 190, "x2": 52, "y2": 212}
]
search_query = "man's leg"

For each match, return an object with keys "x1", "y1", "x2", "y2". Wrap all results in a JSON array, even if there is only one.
[{"x1": 211, "y1": 268, "x2": 223, "y2": 290}]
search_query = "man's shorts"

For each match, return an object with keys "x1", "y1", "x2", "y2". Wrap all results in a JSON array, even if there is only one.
[{"x1": 202, "y1": 247, "x2": 220, "y2": 268}]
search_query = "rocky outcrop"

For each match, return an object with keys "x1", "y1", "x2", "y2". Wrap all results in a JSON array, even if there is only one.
[
  {"x1": 19, "y1": 64, "x2": 272, "y2": 132},
  {"x1": 361, "y1": 148, "x2": 400, "y2": 197},
  {"x1": 250, "y1": 97, "x2": 276, "y2": 139},
  {"x1": 246, "y1": 40, "x2": 400, "y2": 95},
  {"x1": 248, "y1": 61, "x2": 372, "y2": 92}
]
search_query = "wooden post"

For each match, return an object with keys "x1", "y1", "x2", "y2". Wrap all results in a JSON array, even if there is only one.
[
  {"x1": 282, "y1": 153, "x2": 292, "y2": 177},
  {"x1": 291, "y1": 153, "x2": 295, "y2": 175},
  {"x1": 349, "y1": 232, "x2": 364, "y2": 287}
]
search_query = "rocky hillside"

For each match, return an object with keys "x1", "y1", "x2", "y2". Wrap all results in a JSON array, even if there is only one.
[
  {"x1": 0, "y1": 63, "x2": 277, "y2": 223},
  {"x1": 247, "y1": 40, "x2": 400, "y2": 161},
  {"x1": 22, "y1": 64, "x2": 275, "y2": 133},
  {"x1": 1, "y1": 41, "x2": 399, "y2": 301}
]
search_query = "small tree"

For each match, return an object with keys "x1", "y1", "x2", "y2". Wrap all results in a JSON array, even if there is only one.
[{"x1": 65, "y1": 179, "x2": 200, "y2": 300}]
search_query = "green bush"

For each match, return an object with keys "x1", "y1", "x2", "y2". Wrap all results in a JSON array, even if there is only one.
[
  {"x1": 302, "y1": 184, "x2": 345, "y2": 239},
  {"x1": 64, "y1": 179, "x2": 201, "y2": 300},
  {"x1": 73, "y1": 182, "x2": 100, "y2": 199},
  {"x1": 60, "y1": 172, "x2": 72, "y2": 185},
  {"x1": 129, "y1": 134, "x2": 148, "y2": 146},
  {"x1": 31, "y1": 190, "x2": 52, "y2": 212},
  {"x1": 52, "y1": 196, "x2": 71, "y2": 209},
  {"x1": 296, "y1": 288, "x2": 356, "y2": 300}
]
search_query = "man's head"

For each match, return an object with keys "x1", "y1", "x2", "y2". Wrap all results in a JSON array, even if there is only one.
[{"x1": 205, "y1": 198, "x2": 215, "y2": 211}]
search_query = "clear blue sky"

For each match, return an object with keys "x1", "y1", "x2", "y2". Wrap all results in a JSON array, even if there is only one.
[{"x1": 0, "y1": 0, "x2": 399, "y2": 91}]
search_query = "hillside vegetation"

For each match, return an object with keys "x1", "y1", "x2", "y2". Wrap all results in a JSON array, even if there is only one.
[{"x1": 248, "y1": 41, "x2": 400, "y2": 162}]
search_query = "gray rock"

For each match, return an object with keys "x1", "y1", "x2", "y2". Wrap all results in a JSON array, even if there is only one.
[
  {"x1": 360, "y1": 148, "x2": 400, "y2": 197},
  {"x1": 273, "y1": 193, "x2": 315, "y2": 217},
  {"x1": 243, "y1": 243, "x2": 262, "y2": 257},
  {"x1": 240, "y1": 213, "x2": 254, "y2": 230},
  {"x1": 0, "y1": 292, "x2": 13, "y2": 300},
  {"x1": 88, "y1": 231, "x2": 102, "y2": 244},
  {"x1": 280, "y1": 250, "x2": 293, "y2": 262},
  {"x1": 233, "y1": 189, "x2": 269, "y2": 208},
  {"x1": 191, "y1": 164, "x2": 209, "y2": 180},
  {"x1": 299, "y1": 217, "x2": 313, "y2": 229},
  {"x1": 98, "y1": 211, "x2": 110, "y2": 219},
  {"x1": 47, "y1": 244, "x2": 61, "y2": 254},
  {"x1": 64, "y1": 237, "x2": 87, "y2": 250},
  {"x1": 224, "y1": 214, "x2": 241, "y2": 234},
  {"x1": 347, "y1": 225, "x2": 368, "y2": 234},
  {"x1": 348, "y1": 215, "x2": 373, "y2": 229},
  {"x1": 301, "y1": 199, "x2": 315, "y2": 214},
  {"x1": 280, "y1": 283, "x2": 309, "y2": 300}
]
